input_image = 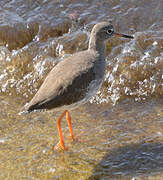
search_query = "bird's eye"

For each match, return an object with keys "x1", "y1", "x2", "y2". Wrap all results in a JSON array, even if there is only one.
[{"x1": 107, "y1": 29, "x2": 113, "y2": 34}]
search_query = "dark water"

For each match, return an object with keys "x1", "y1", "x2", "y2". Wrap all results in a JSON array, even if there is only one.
[{"x1": 0, "y1": 0, "x2": 162, "y2": 179}]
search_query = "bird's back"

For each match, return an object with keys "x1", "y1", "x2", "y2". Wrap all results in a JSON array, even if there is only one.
[{"x1": 25, "y1": 50, "x2": 105, "y2": 112}]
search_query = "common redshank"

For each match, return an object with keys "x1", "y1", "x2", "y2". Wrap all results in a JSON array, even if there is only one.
[{"x1": 24, "y1": 22, "x2": 134, "y2": 150}]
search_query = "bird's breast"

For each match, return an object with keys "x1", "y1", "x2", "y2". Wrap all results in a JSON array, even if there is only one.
[{"x1": 85, "y1": 58, "x2": 106, "y2": 100}]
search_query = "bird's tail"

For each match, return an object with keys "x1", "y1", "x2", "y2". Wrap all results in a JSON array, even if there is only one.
[{"x1": 18, "y1": 103, "x2": 30, "y2": 115}]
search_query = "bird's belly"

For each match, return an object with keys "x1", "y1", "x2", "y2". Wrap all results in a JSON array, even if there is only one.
[
  {"x1": 74, "y1": 79, "x2": 103, "y2": 106},
  {"x1": 85, "y1": 79, "x2": 103, "y2": 99}
]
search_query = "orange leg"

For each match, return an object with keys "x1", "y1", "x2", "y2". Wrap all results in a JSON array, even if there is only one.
[
  {"x1": 55, "y1": 110, "x2": 74, "y2": 151},
  {"x1": 56, "y1": 110, "x2": 67, "y2": 150},
  {"x1": 66, "y1": 111, "x2": 74, "y2": 141}
]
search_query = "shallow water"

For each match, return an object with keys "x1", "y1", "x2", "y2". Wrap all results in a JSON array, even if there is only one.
[
  {"x1": 0, "y1": 97, "x2": 163, "y2": 179},
  {"x1": 0, "y1": 0, "x2": 163, "y2": 179}
]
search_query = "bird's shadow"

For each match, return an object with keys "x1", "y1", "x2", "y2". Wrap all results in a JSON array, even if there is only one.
[{"x1": 88, "y1": 142, "x2": 163, "y2": 179}]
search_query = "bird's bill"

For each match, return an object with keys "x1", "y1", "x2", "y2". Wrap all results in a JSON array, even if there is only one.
[{"x1": 114, "y1": 32, "x2": 134, "y2": 39}]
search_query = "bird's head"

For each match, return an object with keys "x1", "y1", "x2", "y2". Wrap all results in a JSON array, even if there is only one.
[{"x1": 91, "y1": 22, "x2": 134, "y2": 41}]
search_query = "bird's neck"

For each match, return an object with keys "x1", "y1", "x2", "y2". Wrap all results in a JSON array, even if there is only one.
[{"x1": 88, "y1": 35, "x2": 106, "y2": 58}]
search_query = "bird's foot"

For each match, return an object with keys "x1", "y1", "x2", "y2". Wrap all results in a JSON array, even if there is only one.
[
  {"x1": 53, "y1": 131, "x2": 87, "y2": 151},
  {"x1": 53, "y1": 141, "x2": 68, "y2": 151}
]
